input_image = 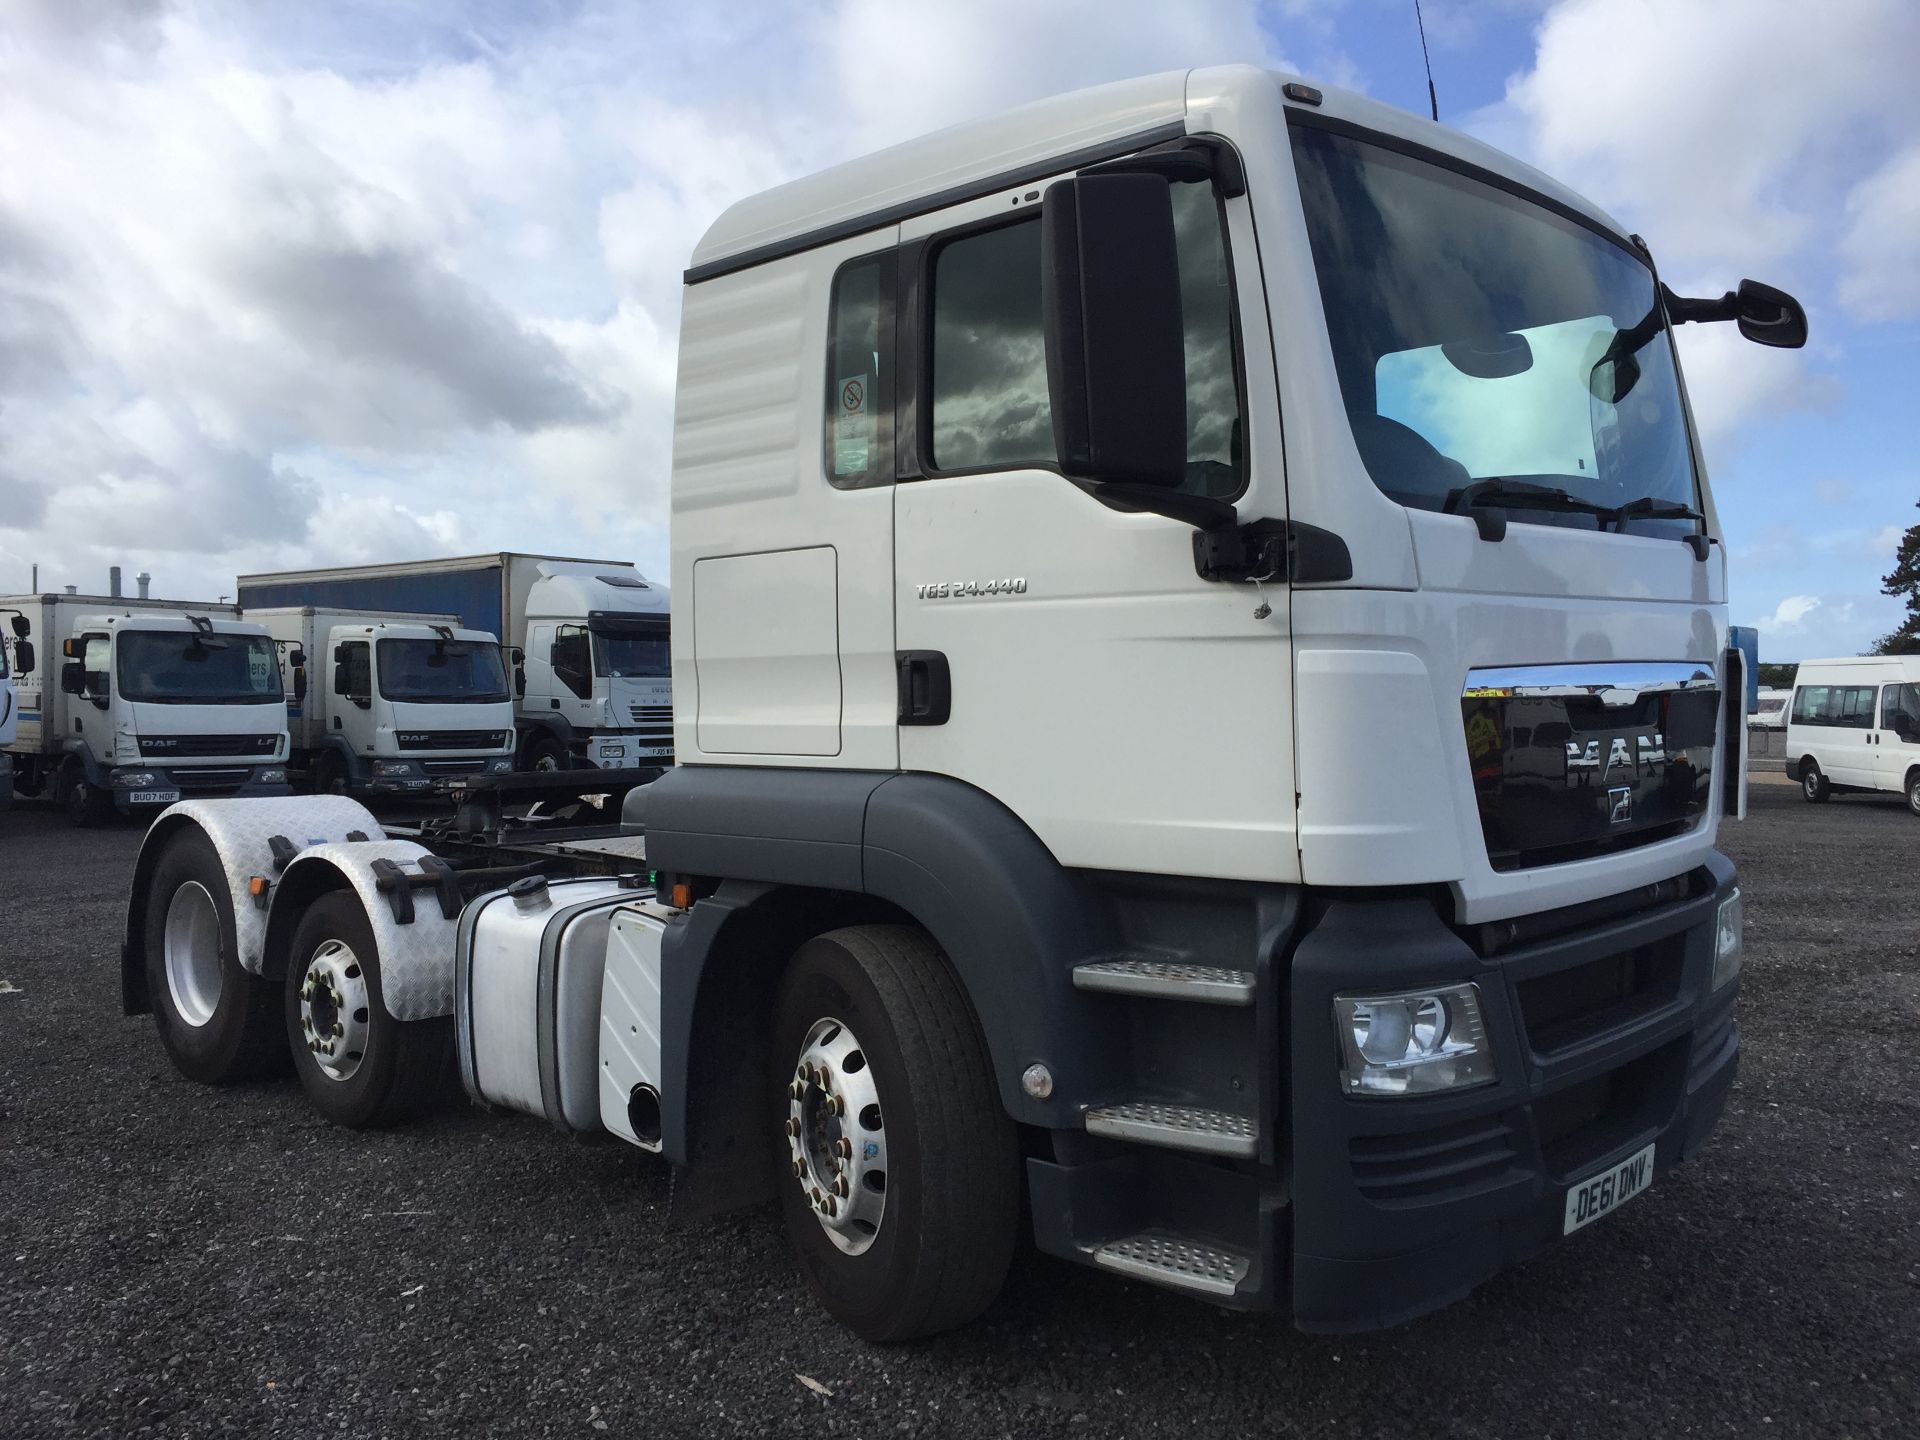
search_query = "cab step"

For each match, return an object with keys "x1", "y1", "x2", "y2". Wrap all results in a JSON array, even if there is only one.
[
  {"x1": 1090, "y1": 1230, "x2": 1251, "y2": 1299},
  {"x1": 1071, "y1": 958, "x2": 1254, "y2": 1005},
  {"x1": 1083, "y1": 1101, "x2": 1257, "y2": 1158}
]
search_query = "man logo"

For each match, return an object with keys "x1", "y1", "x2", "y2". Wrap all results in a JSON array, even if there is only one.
[{"x1": 1608, "y1": 786, "x2": 1634, "y2": 825}]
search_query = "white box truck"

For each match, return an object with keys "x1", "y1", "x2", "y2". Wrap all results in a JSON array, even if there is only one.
[
  {"x1": 3, "y1": 593, "x2": 289, "y2": 824},
  {"x1": 236, "y1": 555, "x2": 671, "y2": 772},
  {"x1": 1783, "y1": 655, "x2": 1920, "y2": 813},
  {"x1": 247, "y1": 607, "x2": 517, "y2": 798},
  {"x1": 121, "y1": 67, "x2": 1804, "y2": 1339},
  {"x1": 0, "y1": 608, "x2": 25, "y2": 811}
]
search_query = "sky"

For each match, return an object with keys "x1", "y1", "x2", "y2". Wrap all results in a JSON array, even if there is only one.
[{"x1": 0, "y1": 0, "x2": 1914, "y2": 661}]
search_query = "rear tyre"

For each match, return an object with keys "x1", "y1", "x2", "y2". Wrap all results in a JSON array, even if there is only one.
[
  {"x1": 66, "y1": 764, "x2": 115, "y2": 828},
  {"x1": 143, "y1": 828, "x2": 287, "y2": 1082},
  {"x1": 1800, "y1": 761, "x2": 1831, "y2": 803},
  {"x1": 770, "y1": 925, "x2": 1019, "y2": 1342},
  {"x1": 312, "y1": 751, "x2": 349, "y2": 797},
  {"x1": 285, "y1": 891, "x2": 453, "y2": 1128},
  {"x1": 524, "y1": 734, "x2": 569, "y2": 773}
]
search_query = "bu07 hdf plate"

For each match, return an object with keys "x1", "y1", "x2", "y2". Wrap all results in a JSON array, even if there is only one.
[{"x1": 1563, "y1": 1141, "x2": 1656, "y2": 1235}]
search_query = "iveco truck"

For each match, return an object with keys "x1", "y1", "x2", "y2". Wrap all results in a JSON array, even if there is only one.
[
  {"x1": 248, "y1": 607, "x2": 517, "y2": 798},
  {"x1": 237, "y1": 555, "x2": 671, "y2": 772},
  {"x1": 121, "y1": 68, "x2": 1801, "y2": 1339},
  {"x1": 4, "y1": 593, "x2": 289, "y2": 824}
]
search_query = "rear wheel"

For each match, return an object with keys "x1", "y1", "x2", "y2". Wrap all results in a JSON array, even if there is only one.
[
  {"x1": 1800, "y1": 761, "x2": 1831, "y2": 803},
  {"x1": 65, "y1": 764, "x2": 115, "y2": 827},
  {"x1": 524, "y1": 734, "x2": 569, "y2": 772},
  {"x1": 142, "y1": 828, "x2": 286, "y2": 1082},
  {"x1": 770, "y1": 925, "x2": 1018, "y2": 1341},
  {"x1": 284, "y1": 892, "x2": 453, "y2": 1127}
]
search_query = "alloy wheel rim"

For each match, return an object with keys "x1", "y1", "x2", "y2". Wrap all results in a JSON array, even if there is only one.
[
  {"x1": 784, "y1": 1017, "x2": 888, "y2": 1256},
  {"x1": 299, "y1": 940, "x2": 372, "y2": 1082},
  {"x1": 162, "y1": 881, "x2": 223, "y2": 1028}
]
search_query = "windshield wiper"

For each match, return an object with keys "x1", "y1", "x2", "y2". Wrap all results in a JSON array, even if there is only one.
[
  {"x1": 1444, "y1": 479, "x2": 1615, "y2": 541},
  {"x1": 1609, "y1": 495, "x2": 1711, "y2": 560}
]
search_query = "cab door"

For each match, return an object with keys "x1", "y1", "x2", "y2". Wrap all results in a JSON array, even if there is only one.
[
  {"x1": 1877, "y1": 682, "x2": 1920, "y2": 794},
  {"x1": 333, "y1": 639, "x2": 378, "y2": 759},
  {"x1": 890, "y1": 168, "x2": 1296, "y2": 883}
]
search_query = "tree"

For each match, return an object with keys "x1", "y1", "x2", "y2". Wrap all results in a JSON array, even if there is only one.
[
  {"x1": 1872, "y1": 500, "x2": 1920, "y2": 656},
  {"x1": 1757, "y1": 663, "x2": 1797, "y2": 689}
]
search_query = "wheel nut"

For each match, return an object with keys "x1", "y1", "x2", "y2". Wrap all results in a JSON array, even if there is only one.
[
  {"x1": 792, "y1": 1158, "x2": 806, "y2": 1179},
  {"x1": 832, "y1": 1175, "x2": 849, "y2": 1198},
  {"x1": 826, "y1": 1095, "x2": 845, "y2": 1117},
  {"x1": 815, "y1": 1064, "x2": 831, "y2": 1087},
  {"x1": 835, "y1": 1137, "x2": 852, "y2": 1160},
  {"x1": 788, "y1": 1079, "x2": 805, "y2": 1100},
  {"x1": 785, "y1": 1117, "x2": 801, "y2": 1137},
  {"x1": 824, "y1": 1196, "x2": 838, "y2": 1217},
  {"x1": 332, "y1": 1022, "x2": 344, "y2": 1037}
]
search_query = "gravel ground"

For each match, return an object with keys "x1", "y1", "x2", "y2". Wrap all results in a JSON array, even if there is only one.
[{"x1": 1, "y1": 785, "x2": 1915, "y2": 1438}]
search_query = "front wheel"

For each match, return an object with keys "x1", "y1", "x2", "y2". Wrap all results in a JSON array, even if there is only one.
[
  {"x1": 523, "y1": 735, "x2": 569, "y2": 773},
  {"x1": 770, "y1": 925, "x2": 1018, "y2": 1342},
  {"x1": 1801, "y1": 761, "x2": 1831, "y2": 803},
  {"x1": 1906, "y1": 771, "x2": 1920, "y2": 818},
  {"x1": 284, "y1": 892, "x2": 453, "y2": 1128},
  {"x1": 65, "y1": 765, "x2": 115, "y2": 827}
]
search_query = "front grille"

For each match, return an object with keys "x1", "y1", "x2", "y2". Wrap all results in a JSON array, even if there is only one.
[
  {"x1": 627, "y1": 704, "x2": 672, "y2": 732},
  {"x1": 1689, "y1": 1008, "x2": 1736, "y2": 1090},
  {"x1": 395, "y1": 731, "x2": 511, "y2": 751},
  {"x1": 1527, "y1": 1036, "x2": 1689, "y2": 1178},
  {"x1": 1349, "y1": 1116, "x2": 1518, "y2": 1203},
  {"x1": 1515, "y1": 939, "x2": 1684, "y2": 1056},
  {"x1": 141, "y1": 734, "x2": 278, "y2": 758},
  {"x1": 176, "y1": 768, "x2": 250, "y2": 789},
  {"x1": 422, "y1": 759, "x2": 487, "y2": 777}
]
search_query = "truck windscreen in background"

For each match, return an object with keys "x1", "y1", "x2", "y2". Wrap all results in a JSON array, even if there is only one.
[
  {"x1": 376, "y1": 639, "x2": 511, "y2": 704},
  {"x1": 589, "y1": 618, "x2": 670, "y2": 680},
  {"x1": 117, "y1": 631, "x2": 283, "y2": 704},
  {"x1": 1289, "y1": 123, "x2": 1699, "y2": 537}
]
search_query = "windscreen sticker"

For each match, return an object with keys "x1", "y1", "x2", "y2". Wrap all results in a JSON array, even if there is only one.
[{"x1": 834, "y1": 372, "x2": 871, "y2": 475}]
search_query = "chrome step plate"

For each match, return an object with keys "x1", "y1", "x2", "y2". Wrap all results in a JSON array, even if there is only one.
[
  {"x1": 1084, "y1": 1101, "x2": 1258, "y2": 1158},
  {"x1": 1091, "y1": 1231, "x2": 1250, "y2": 1299},
  {"x1": 1071, "y1": 959, "x2": 1254, "y2": 1005}
]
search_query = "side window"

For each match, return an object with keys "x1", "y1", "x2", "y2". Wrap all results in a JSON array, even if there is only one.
[
  {"x1": 927, "y1": 179, "x2": 1244, "y2": 496},
  {"x1": 1840, "y1": 686, "x2": 1876, "y2": 728},
  {"x1": 1791, "y1": 686, "x2": 1830, "y2": 725},
  {"x1": 552, "y1": 625, "x2": 592, "y2": 700},
  {"x1": 336, "y1": 642, "x2": 371, "y2": 701},
  {"x1": 824, "y1": 255, "x2": 892, "y2": 486},
  {"x1": 1886, "y1": 683, "x2": 1920, "y2": 736},
  {"x1": 83, "y1": 633, "x2": 111, "y2": 696}
]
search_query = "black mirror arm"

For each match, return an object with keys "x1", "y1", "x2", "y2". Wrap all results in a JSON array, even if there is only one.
[
  {"x1": 1661, "y1": 284, "x2": 1738, "y2": 326},
  {"x1": 1093, "y1": 483, "x2": 1238, "y2": 532}
]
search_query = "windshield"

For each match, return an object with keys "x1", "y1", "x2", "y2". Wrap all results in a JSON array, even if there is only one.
[
  {"x1": 590, "y1": 620, "x2": 670, "y2": 680},
  {"x1": 117, "y1": 630, "x2": 282, "y2": 704},
  {"x1": 376, "y1": 638, "x2": 510, "y2": 703},
  {"x1": 1290, "y1": 123, "x2": 1698, "y2": 535}
]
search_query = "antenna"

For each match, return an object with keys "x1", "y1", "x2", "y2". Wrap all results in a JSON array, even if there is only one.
[{"x1": 1414, "y1": 0, "x2": 1439, "y2": 122}]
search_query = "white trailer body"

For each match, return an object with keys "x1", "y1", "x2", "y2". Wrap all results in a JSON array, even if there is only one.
[
  {"x1": 3, "y1": 593, "x2": 290, "y2": 822},
  {"x1": 235, "y1": 554, "x2": 672, "y2": 771},
  {"x1": 126, "y1": 66, "x2": 1809, "y2": 1342},
  {"x1": 247, "y1": 607, "x2": 517, "y2": 797}
]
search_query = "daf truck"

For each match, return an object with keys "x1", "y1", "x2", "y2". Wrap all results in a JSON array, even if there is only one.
[
  {"x1": 120, "y1": 68, "x2": 1802, "y2": 1340},
  {"x1": 248, "y1": 607, "x2": 517, "y2": 798},
  {"x1": 4, "y1": 593, "x2": 289, "y2": 824},
  {"x1": 237, "y1": 555, "x2": 671, "y2": 772}
]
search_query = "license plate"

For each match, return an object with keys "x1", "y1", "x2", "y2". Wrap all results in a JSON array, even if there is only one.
[
  {"x1": 638, "y1": 746, "x2": 671, "y2": 757},
  {"x1": 1562, "y1": 1141, "x2": 1656, "y2": 1235},
  {"x1": 128, "y1": 789, "x2": 181, "y2": 805}
]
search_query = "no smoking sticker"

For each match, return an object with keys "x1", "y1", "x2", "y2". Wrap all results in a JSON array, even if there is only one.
[{"x1": 840, "y1": 376, "x2": 866, "y2": 415}]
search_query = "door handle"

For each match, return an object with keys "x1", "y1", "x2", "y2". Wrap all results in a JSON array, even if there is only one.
[{"x1": 896, "y1": 651, "x2": 951, "y2": 726}]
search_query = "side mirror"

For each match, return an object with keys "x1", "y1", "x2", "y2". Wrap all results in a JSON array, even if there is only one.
[
  {"x1": 293, "y1": 667, "x2": 308, "y2": 702},
  {"x1": 289, "y1": 647, "x2": 306, "y2": 670},
  {"x1": 1734, "y1": 279, "x2": 1807, "y2": 348},
  {"x1": 12, "y1": 639, "x2": 32, "y2": 676},
  {"x1": 511, "y1": 647, "x2": 527, "y2": 698},
  {"x1": 7, "y1": 614, "x2": 26, "y2": 639},
  {"x1": 333, "y1": 661, "x2": 351, "y2": 697},
  {"x1": 1041, "y1": 172, "x2": 1187, "y2": 488},
  {"x1": 333, "y1": 642, "x2": 350, "y2": 665},
  {"x1": 60, "y1": 660, "x2": 85, "y2": 695}
]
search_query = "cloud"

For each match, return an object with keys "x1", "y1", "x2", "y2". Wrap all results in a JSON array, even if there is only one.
[
  {"x1": 1758, "y1": 594, "x2": 1822, "y2": 634},
  {"x1": 1838, "y1": 142, "x2": 1920, "y2": 322}
]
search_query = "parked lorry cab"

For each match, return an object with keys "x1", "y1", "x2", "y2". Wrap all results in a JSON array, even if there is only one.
[
  {"x1": 3, "y1": 593, "x2": 289, "y2": 825},
  {"x1": 236, "y1": 554, "x2": 671, "y2": 772},
  {"x1": 0, "y1": 609, "x2": 25, "y2": 811},
  {"x1": 246, "y1": 607, "x2": 517, "y2": 798},
  {"x1": 122, "y1": 68, "x2": 1805, "y2": 1340},
  {"x1": 1785, "y1": 656, "x2": 1920, "y2": 814}
]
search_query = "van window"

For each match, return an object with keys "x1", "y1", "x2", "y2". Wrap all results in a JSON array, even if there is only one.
[
  {"x1": 1883, "y1": 683, "x2": 1920, "y2": 736},
  {"x1": 824, "y1": 255, "x2": 891, "y2": 487},
  {"x1": 927, "y1": 180, "x2": 1243, "y2": 498},
  {"x1": 1792, "y1": 684, "x2": 1875, "y2": 728}
]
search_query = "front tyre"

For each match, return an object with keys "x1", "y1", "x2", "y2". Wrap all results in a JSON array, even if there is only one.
[
  {"x1": 284, "y1": 892, "x2": 453, "y2": 1128},
  {"x1": 1801, "y1": 761, "x2": 1831, "y2": 803},
  {"x1": 1906, "y1": 770, "x2": 1920, "y2": 818},
  {"x1": 66, "y1": 765, "x2": 115, "y2": 828},
  {"x1": 143, "y1": 828, "x2": 286, "y2": 1082},
  {"x1": 770, "y1": 925, "x2": 1018, "y2": 1342}
]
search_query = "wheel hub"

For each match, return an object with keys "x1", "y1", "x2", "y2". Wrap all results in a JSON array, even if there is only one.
[
  {"x1": 785, "y1": 1017, "x2": 887, "y2": 1255},
  {"x1": 299, "y1": 939, "x2": 371, "y2": 1082},
  {"x1": 162, "y1": 881, "x2": 223, "y2": 1028}
]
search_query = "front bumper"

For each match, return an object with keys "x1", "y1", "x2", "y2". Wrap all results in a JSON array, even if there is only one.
[
  {"x1": 363, "y1": 755, "x2": 514, "y2": 795},
  {"x1": 111, "y1": 764, "x2": 292, "y2": 808},
  {"x1": 1287, "y1": 851, "x2": 1739, "y2": 1331},
  {"x1": 579, "y1": 733, "x2": 673, "y2": 770}
]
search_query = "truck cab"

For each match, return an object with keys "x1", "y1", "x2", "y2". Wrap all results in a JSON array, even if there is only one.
[
  {"x1": 266, "y1": 611, "x2": 516, "y2": 797},
  {"x1": 517, "y1": 564, "x2": 672, "y2": 771},
  {"x1": 0, "y1": 613, "x2": 22, "y2": 810},
  {"x1": 41, "y1": 609, "x2": 288, "y2": 821}
]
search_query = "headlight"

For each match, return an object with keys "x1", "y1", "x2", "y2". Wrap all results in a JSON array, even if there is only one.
[
  {"x1": 258, "y1": 767, "x2": 287, "y2": 784},
  {"x1": 110, "y1": 770, "x2": 159, "y2": 788},
  {"x1": 371, "y1": 760, "x2": 415, "y2": 778},
  {"x1": 1333, "y1": 982, "x2": 1497, "y2": 1098},
  {"x1": 487, "y1": 757, "x2": 514, "y2": 774},
  {"x1": 1713, "y1": 889, "x2": 1744, "y2": 991}
]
